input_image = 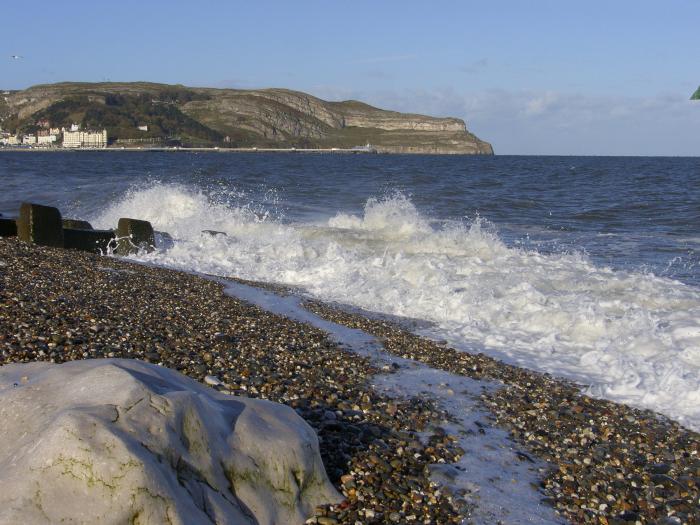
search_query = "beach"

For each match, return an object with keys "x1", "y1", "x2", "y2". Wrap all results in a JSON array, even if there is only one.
[
  {"x1": 1, "y1": 237, "x2": 698, "y2": 524},
  {"x1": 3, "y1": 1, "x2": 699, "y2": 522}
]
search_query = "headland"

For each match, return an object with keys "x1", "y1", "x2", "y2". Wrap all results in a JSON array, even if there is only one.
[{"x1": 0, "y1": 82, "x2": 493, "y2": 155}]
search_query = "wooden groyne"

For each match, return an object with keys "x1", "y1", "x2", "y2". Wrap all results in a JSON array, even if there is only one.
[{"x1": 1, "y1": 202, "x2": 156, "y2": 255}]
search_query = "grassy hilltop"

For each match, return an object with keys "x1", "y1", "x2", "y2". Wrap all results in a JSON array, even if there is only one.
[
  {"x1": 692, "y1": 86, "x2": 700, "y2": 100},
  {"x1": 0, "y1": 82, "x2": 493, "y2": 154}
]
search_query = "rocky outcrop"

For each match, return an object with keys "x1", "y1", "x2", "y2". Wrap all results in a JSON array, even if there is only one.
[
  {"x1": 2, "y1": 82, "x2": 493, "y2": 154},
  {"x1": 0, "y1": 359, "x2": 341, "y2": 524},
  {"x1": 329, "y1": 100, "x2": 466, "y2": 132},
  {"x1": 184, "y1": 92, "x2": 331, "y2": 140}
]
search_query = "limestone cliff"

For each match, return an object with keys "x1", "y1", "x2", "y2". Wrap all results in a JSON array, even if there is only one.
[{"x1": 1, "y1": 82, "x2": 493, "y2": 154}]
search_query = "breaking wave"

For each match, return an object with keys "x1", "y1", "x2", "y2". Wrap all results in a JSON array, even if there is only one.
[{"x1": 93, "y1": 183, "x2": 700, "y2": 430}]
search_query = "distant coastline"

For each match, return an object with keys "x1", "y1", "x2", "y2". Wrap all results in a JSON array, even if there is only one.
[
  {"x1": 0, "y1": 81, "x2": 494, "y2": 155},
  {"x1": 0, "y1": 146, "x2": 491, "y2": 155}
]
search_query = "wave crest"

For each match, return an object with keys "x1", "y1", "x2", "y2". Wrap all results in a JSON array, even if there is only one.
[{"x1": 92, "y1": 182, "x2": 700, "y2": 430}]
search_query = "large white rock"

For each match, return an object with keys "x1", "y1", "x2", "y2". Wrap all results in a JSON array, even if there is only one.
[{"x1": 0, "y1": 359, "x2": 341, "y2": 524}]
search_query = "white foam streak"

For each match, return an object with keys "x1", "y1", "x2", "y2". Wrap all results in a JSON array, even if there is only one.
[{"x1": 94, "y1": 184, "x2": 700, "y2": 430}]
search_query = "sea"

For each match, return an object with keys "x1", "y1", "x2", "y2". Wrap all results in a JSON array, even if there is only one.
[{"x1": 1, "y1": 151, "x2": 699, "y2": 431}]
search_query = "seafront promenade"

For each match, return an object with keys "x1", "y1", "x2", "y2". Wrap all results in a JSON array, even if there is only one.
[{"x1": 0, "y1": 146, "x2": 379, "y2": 154}]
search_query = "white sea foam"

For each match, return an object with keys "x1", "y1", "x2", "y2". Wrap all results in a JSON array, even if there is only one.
[
  {"x1": 221, "y1": 280, "x2": 562, "y2": 524},
  {"x1": 93, "y1": 183, "x2": 700, "y2": 431}
]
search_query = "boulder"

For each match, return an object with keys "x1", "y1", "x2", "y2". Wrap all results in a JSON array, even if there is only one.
[
  {"x1": 17, "y1": 202, "x2": 64, "y2": 247},
  {"x1": 0, "y1": 217, "x2": 17, "y2": 237},
  {"x1": 116, "y1": 218, "x2": 155, "y2": 255},
  {"x1": 0, "y1": 359, "x2": 341, "y2": 525},
  {"x1": 63, "y1": 228, "x2": 116, "y2": 254},
  {"x1": 62, "y1": 218, "x2": 93, "y2": 230}
]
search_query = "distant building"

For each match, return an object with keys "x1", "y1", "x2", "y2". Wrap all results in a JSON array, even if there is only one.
[
  {"x1": 37, "y1": 134, "x2": 58, "y2": 145},
  {"x1": 69, "y1": 123, "x2": 80, "y2": 132},
  {"x1": 137, "y1": 125, "x2": 148, "y2": 131},
  {"x1": 49, "y1": 127, "x2": 61, "y2": 136},
  {"x1": 22, "y1": 134, "x2": 37, "y2": 145},
  {"x1": 63, "y1": 129, "x2": 108, "y2": 148},
  {"x1": 6, "y1": 135, "x2": 20, "y2": 145},
  {"x1": 37, "y1": 118, "x2": 50, "y2": 129}
]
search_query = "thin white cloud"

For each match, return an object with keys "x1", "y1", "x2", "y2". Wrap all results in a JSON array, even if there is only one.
[
  {"x1": 310, "y1": 85, "x2": 700, "y2": 155},
  {"x1": 349, "y1": 54, "x2": 420, "y2": 65},
  {"x1": 460, "y1": 58, "x2": 489, "y2": 74}
]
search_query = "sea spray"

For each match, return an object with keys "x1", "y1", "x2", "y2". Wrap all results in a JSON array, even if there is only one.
[{"x1": 93, "y1": 183, "x2": 700, "y2": 430}]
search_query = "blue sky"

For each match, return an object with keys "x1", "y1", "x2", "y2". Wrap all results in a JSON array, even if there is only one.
[{"x1": 2, "y1": 0, "x2": 699, "y2": 155}]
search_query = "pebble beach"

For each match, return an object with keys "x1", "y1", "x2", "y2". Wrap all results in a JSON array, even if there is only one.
[{"x1": 1, "y1": 237, "x2": 698, "y2": 525}]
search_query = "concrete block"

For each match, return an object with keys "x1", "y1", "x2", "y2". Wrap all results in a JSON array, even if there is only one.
[
  {"x1": 116, "y1": 218, "x2": 155, "y2": 254},
  {"x1": 0, "y1": 218, "x2": 17, "y2": 238},
  {"x1": 62, "y1": 219, "x2": 93, "y2": 230},
  {"x1": 63, "y1": 228, "x2": 116, "y2": 254},
  {"x1": 17, "y1": 203, "x2": 63, "y2": 247}
]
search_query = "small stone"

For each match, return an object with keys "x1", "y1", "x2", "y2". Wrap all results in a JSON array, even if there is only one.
[
  {"x1": 340, "y1": 474, "x2": 354, "y2": 485},
  {"x1": 204, "y1": 375, "x2": 223, "y2": 387},
  {"x1": 648, "y1": 463, "x2": 672, "y2": 475}
]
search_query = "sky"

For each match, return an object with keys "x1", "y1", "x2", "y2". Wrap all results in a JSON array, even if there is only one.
[{"x1": 1, "y1": 0, "x2": 699, "y2": 155}]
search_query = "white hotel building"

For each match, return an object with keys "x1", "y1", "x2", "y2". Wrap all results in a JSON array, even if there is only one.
[{"x1": 63, "y1": 129, "x2": 108, "y2": 148}]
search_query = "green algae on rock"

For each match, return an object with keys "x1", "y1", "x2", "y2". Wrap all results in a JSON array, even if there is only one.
[{"x1": 0, "y1": 359, "x2": 341, "y2": 524}]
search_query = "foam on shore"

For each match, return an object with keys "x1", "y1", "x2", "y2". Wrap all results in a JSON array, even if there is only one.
[
  {"x1": 93, "y1": 183, "x2": 700, "y2": 430},
  {"x1": 221, "y1": 280, "x2": 563, "y2": 524}
]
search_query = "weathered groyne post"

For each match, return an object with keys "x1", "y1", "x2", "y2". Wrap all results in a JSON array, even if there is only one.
[
  {"x1": 62, "y1": 219, "x2": 93, "y2": 230},
  {"x1": 9, "y1": 202, "x2": 158, "y2": 255},
  {"x1": 17, "y1": 203, "x2": 64, "y2": 247},
  {"x1": 116, "y1": 218, "x2": 155, "y2": 254},
  {"x1": 62, "y1": 219, "x2": 116, "y2": 254}
]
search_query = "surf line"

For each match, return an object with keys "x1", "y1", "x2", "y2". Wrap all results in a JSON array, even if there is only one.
[{"x1": 221, "y1": 279, "x2": 563, "y2": 525}]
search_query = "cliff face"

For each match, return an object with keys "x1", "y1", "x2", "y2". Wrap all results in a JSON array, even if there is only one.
[
  {"x1": 329, "y1": 100, "x2": 467, "y2": 132},
  {"x1": 1, "y1": 82, "x2": 493, "y2": 154}
]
